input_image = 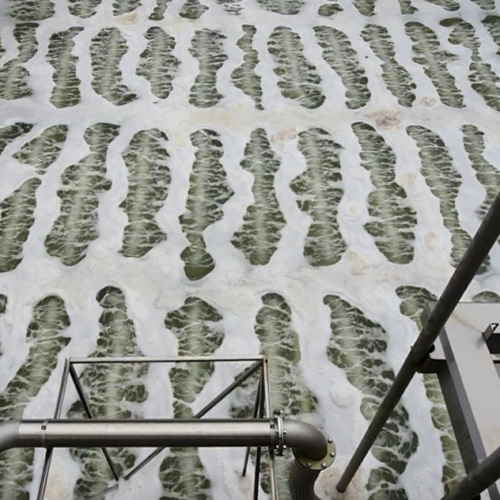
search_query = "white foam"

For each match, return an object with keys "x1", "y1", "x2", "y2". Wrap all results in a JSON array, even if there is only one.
[{"x1": 0, "y1": 0, "x2": 499, "y2": 499}]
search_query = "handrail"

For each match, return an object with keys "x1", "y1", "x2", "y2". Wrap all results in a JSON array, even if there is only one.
[{"x1": 0, "y1": 417, "x2": 334, "y2": 500}]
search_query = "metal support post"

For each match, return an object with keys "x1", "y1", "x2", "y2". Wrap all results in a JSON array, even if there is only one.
[
  {"x1": 337, "y1": 191, "x2": 500, "y2": 493},
  {"x1": 243, "y1": 372, "x2": 263, "y2": 477},
  {"x1": 69, "y1": 364, "x2": 120, "y2": 481},
  {"x1": 36, "y1": 359, "x2": 71, "y2": 500}
]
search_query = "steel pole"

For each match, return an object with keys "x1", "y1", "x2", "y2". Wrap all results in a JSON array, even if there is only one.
[
  {"x1": 337, "y1": 191, "x2": 500, "y2": 493},
  {"x1": 441, "y1": 444, "x2": 500, "y2": 500}
]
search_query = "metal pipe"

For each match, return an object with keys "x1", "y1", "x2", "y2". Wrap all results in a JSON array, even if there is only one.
[
  {"x1": 262, "y1": 357, "x2": 279, "y2": 500},
  {"x1": 70, "y1": 355, "x2": 265, "y2": 364},
  {"x1": 441, "y1": 444, "x2": 500, "y2": 500},
  {"x1": 337, "y1": 191, "x2": 500, "y2": 492},
  {"x1": 37, "y1": 358, "x2": 71, "y2": 500},
  {"x1": 0, "y1": 418, "x2": 329, "y2": 462}
]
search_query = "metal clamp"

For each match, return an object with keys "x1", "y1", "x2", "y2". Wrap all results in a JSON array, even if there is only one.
[
  {"x1": 40, "y1": 420, "x2": 49, "y2": 448},
  {"x1": 273, "y1": 410, "x2": 285, "y2": 456}
]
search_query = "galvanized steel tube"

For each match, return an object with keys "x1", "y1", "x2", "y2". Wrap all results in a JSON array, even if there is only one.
[
  {"x1": 0, "y1": 418, "x2": 329, "y2": 461},
  {"x1": 0, "y1": 417, "x2": 333, "y2": 500}
]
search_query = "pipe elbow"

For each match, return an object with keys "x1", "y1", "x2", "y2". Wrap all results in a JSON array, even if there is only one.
[
  {"x1": 283, "y1": 419, "x2": 329, "y2": 462},
  {"x1": 0, "y1": 421, "x2": 21, "y2": 453}
]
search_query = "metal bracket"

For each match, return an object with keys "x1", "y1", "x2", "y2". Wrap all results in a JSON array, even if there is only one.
[
  {"x1": 483, "y1": 323, "x2": 500, "y2": 354},
  {"x1": 423, "y1": 303, "x2": 500, "y2": 500},
  {"x1": 273, "y1": 410, "x2": 285, "y2": 456}
]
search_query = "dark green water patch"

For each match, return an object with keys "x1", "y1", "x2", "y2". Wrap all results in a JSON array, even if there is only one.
[
  {"x1": 189, "y1": 30, "x2": 227, "y2": 108},
  {"x1": 423, "y1": 0, "x2": 459, "y2": 10},
  {"x1": 397, "y1": 285, "x2": 465, "y2": 486},
  {"x1": 471, "y1": 0, "x2": 495, "y2": 8},
  {"x1": 0, "y1": 295, "x2": 6, "y2": 315},
  {"x1": 159, "y1": 446, "x2": 212, "y2": 500},
  {"x1": 113, "y1": 0, "x2": 140, "y2": 15},
  {"x1": 324, "y1": 295, "x2": 418, "y2": 500},
  {"x1": 120, "y1": 129, "x2": 171, "y2": 258},
  {"x1": 13, "y1": 125, "x2": 68, "y2": 174},
  {"x1": 318, "y1": 1, "x2": 342, "y2": 16},
  {"x1": 484, "y1": 17, "x2": 500, "y2": 56},
  {"x1": 217, "y1": 0, "x2": 242, "y2": 15},
  {"x1": 407, "y1": 125, "x2": 487, "y2": 272},
  {"x1": 165, "y1": 296, "x2": 224, "y2": 405},
  {"x1": 354, "y1": 0, "x2": 376, "y2": 16},
  {"x1": 160, "y1": 297, "x2": 224, "y2": 499},
  {"x1": 0, "y1": 178, "x2": 41, "y2": 273},
  {"x1": 231, "y1": 128, "x2": 285, "y2": 266},
  {"x1": 230, "y1": 293, "x2": 318, "y2": 496},
  {"x1": 149, "y1": 0, "x2": 171, "y2": 19},
  {"x1": 0, "y1": 295, "x2": 70, "y2": 500},
  {"x1": 137, "y1": 27, "x2": 179, "y2": 101},
  {"x1": 473, "y1": 290, "x2": 500, "y2": 301},
  {"x1": 405, "y1": 22, "x2": 464, "y2": 108},
  {"x1": 398, "y1": 0, "x2": 417, "y2": 14},
  {"x1": 231, "y1": 293, "x2": 318, "y2": 417},
  {"x1": 353, "y1": 122, "x2": 417, "y2": 264},
  {"x1": 256, "y1": 293, "x2": 318, "y2": 415},
  {"x1": 179, "y1": 0, "x2": 208, "y2": 19},
  {"x1": 0, "y1": 23, "x2": 38, "y2": 101},
  {"x1": 45, "y1": 123, "x2": 119, "y2": 266},
  {"x1": 0, "y1": 123, "x2": 32, "y2": 155},
  {"x1": 256, "y1": 0, "x2": 304, "y2": 15},
  {"x1": 268, "y1": 27, "x2": 325, "y2": 109},
  {"x1": 68, "y1": 286, "x2": 147, "y2": 498},
  {"x1": 361, "y1": 24, "x2": 416, "y2": 107},
  {"x1": 90, "y1": 28, "x2": 138, "y2": 106},
  {"x1": 69, "y1": 0, "x2": 102, "y2": 18},
  {"x1": 290, "y1": 128, "x2": 346, "y2": 266},
  {"x1": 314, "y1": 26, "x2": 371, "y2": 110},
  {"x1": 10, "y1": 0, "x2": 54, "y2": 21},
  {"x1": 232, "y1": 25, "x2": 263, "y2": 110},
  {"x1": 180, "y1": 129, "x2": 233, "y2": 280},
  {"x1": 444, "y1": 18, "x2": 500, "y2": 112},
  {"x1": 47, "y1": 28, "x2": 83, "y2": 108},
  {"x1": 462, "y1": 124, "x2": 500, "y2": 219}
]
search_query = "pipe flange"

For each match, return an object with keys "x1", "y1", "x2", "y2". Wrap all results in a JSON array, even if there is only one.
[
  {"x1": 273, "y1": 410, "x2": 285, "y2": 457},
  {"x1": 293, "y1": 433, "x2": 336, "y2": 472}
]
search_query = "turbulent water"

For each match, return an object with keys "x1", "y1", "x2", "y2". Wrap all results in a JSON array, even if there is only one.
[{"x1": 1, "y1": 0, "x2": 500, "y2": 500}]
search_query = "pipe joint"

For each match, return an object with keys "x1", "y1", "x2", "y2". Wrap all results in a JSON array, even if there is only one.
[
  {"x1": 292, "y1": 435, "x2": 336, "y2": 472},
  {"x1": 282, "y1": 418, "x2": 335, "y2": 466}
]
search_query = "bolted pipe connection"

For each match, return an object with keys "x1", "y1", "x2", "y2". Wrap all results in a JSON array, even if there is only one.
[{"x1": 272, "y1": 411, "x2": 336, "y2": 500}]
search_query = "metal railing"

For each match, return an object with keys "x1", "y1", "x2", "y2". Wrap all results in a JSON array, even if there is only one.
[
  {"x1": 0, "y1": 354, "x2": 334, "y2": 500},
  {"x1": 336, "y1": 192, "x2": 500, "y2": 500}
]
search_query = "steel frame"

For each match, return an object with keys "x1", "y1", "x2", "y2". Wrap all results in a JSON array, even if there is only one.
[
  {"x1": 421, "y1": 303, "x2": 500, "y2": 500},
  {"x1": 36, "y1": 355, "x2": 277, "y2": 500},
  {"x1": 336, "y1": 190, "x2": 500, "y2": 496}
]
